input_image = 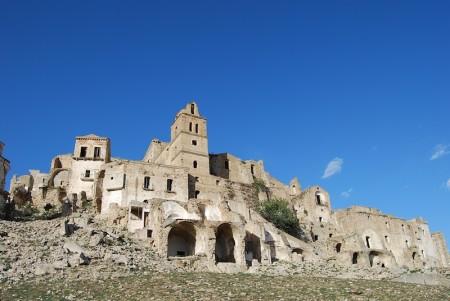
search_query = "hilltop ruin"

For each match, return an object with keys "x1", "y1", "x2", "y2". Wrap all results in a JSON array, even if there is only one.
[{"x1": 4, "y1": 102, "x2": 449, "y2": 272}]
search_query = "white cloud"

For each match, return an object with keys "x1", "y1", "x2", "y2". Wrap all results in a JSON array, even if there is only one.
[
  {"x1": 430, "y1": 144, "x2": 449, "y2": 160},
  {"x1": 341, "y1": 188, "x2": 353, "y2": 198},
  {"x1": 322, "y1": 157, "x2": 343, "y2": 179}
]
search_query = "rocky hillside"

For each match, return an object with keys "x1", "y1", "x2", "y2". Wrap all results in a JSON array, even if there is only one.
[{"x1": 0, "y1": 211, "x2": 449, "y2": 300}]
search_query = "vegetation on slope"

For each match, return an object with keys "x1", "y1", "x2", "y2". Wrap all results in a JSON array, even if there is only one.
[{"x1": 258, "y1": 198, "x2": 303, "y2": 238}]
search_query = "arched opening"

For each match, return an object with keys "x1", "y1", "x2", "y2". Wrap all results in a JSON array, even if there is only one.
[
  {"x1": 193, "y1": 161, "x2": 197, "y2": 169},
  {"x1": 195, "y1": 124, "x2": 199, "y2": 133},
  {"x1": 265, "y1": 231, "x2": 277, "y2": 262},
  {"x1": 315, "y1": 193, "x2": 322, "y2": 205},
  {"x1": 365, "y1": 236, "x2": 371, "y2": 248},
  {"x1": 78, "y1": 191, "x2": 87, "y2": 209},
  {"x1": 352, "y1": 252, "x2": 358, "y2": 264},
  {"x1": 412, "y1": 252, "x2": 417, "y2": 261},
  {"x1": 53, "y1": 158, "x2": 62, "y2": 169},
  {"x1": 369, "y1": 251, "x2": 382, "y2": 267},
  {"x1": 245, "y1": 232, "x2": 261, "y2": 266},
  {"x1": 215, "y1": 224, "x2": 235, "y2": 263},
  {"x1": 369, "y1": 252, "x2": 375, "y2": 267},
  {"x1": 190, "y1": 103, "x2": 195, "y2": 114},
  {"x1": 291, "y1": 248, "x2": 304, "y2": 262},
  {"x1": 335, "y1": 243, "x2": 342, "y2": 253},
  {"x1": 167, "y1": 222, "x2": 196, "y2": 257},
  {"x1": 189, "y1": 122, "x2": 193, "y2": 132},
  {"x1": 292, "y1": 248, "x2": 303, "y2": 255}
]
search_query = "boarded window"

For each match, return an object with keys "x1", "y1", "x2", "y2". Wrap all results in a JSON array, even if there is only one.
[
  {"x1": 94, "y1": 147, "x2": 101, "y2": 158},
  {"x1": 167, "y1": 179, "x2": 173, "y2": 192},
  {"x1": 80, "y1": 147, "x2": 87, "y2": 158},
  {"x1": 144, "y1": 176, "x2": 151, "y2": 189},
  {"x1": 130, "y1": 206, "x2": 143, "y2": 220}
]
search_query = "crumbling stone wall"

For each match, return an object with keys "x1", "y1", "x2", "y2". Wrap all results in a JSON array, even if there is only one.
[
  {"x1": 0, "y1": 141, "x2": 10, "y2": 193},
  {"x1": 432, "y1": 232, "x2": 449, "y2": 267},
  {"x1": 6, "y1": 102, "x2": 448, "y2": 271},
  {"x1": 68, "y1": 135, "x2": 111, "y2": 201},
  {"x1": 0, "y1": 142, "x2": 10, "y2": 217},
  {"x1": 101, "y1": 160, "x2": 189, "y2": 214},
  {"x1": 332, "y1": 207, "x2": 447, "y2": 268}
]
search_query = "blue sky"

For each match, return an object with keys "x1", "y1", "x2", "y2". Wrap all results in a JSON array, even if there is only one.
[{"x1": 1, "y1": 1, "x2": 449, "y2": 239}]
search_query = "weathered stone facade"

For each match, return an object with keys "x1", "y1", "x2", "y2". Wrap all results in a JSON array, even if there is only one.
[
  {"x1": 0, "y1": 142, "x2": 10, "y2": 214},
  {"x1": 8, "y1": 102, "x2": 449, "y2": 271}
]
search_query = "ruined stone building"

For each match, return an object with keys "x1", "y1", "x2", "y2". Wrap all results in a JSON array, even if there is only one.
[
  {"x1": 0, "y1": 141, "x2": 10, "y2": 206},
  {"x1": 8, "y1": 102, "x2": 450, "y2": 271}
]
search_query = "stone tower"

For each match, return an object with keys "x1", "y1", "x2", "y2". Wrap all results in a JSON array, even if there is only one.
[{"x1": 169, "y1": 102, "x2": 209, "y2": 175}]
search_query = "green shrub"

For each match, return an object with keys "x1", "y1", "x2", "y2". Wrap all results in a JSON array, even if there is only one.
[
  {"x1": 258, "y1": 198, "x2": 302, "y2": 238},
  {"x1": 252, "y1": 178, "x2": 268, "y2": 193}
]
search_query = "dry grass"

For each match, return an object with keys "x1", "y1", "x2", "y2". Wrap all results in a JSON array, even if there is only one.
[{"x1": 1, "y1": 272, "x2": 449, "y2": 301}]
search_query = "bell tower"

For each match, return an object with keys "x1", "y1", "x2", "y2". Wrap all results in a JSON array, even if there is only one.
[{"x1": 169, "y1": 102, "x2": 209, "y2": 175}]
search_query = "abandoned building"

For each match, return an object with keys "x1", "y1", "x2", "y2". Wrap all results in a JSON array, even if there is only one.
[
  {"x1": 0, "y1": 141, "x2": 10, "y2": 208},
  {"x1": 7, "y1": 102, "x2": 450, "y2": 271}
]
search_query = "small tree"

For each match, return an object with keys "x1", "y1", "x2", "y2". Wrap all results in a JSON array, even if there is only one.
[{"x1": 258, "y1": 198, "x2": 303, "y2": 238}]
